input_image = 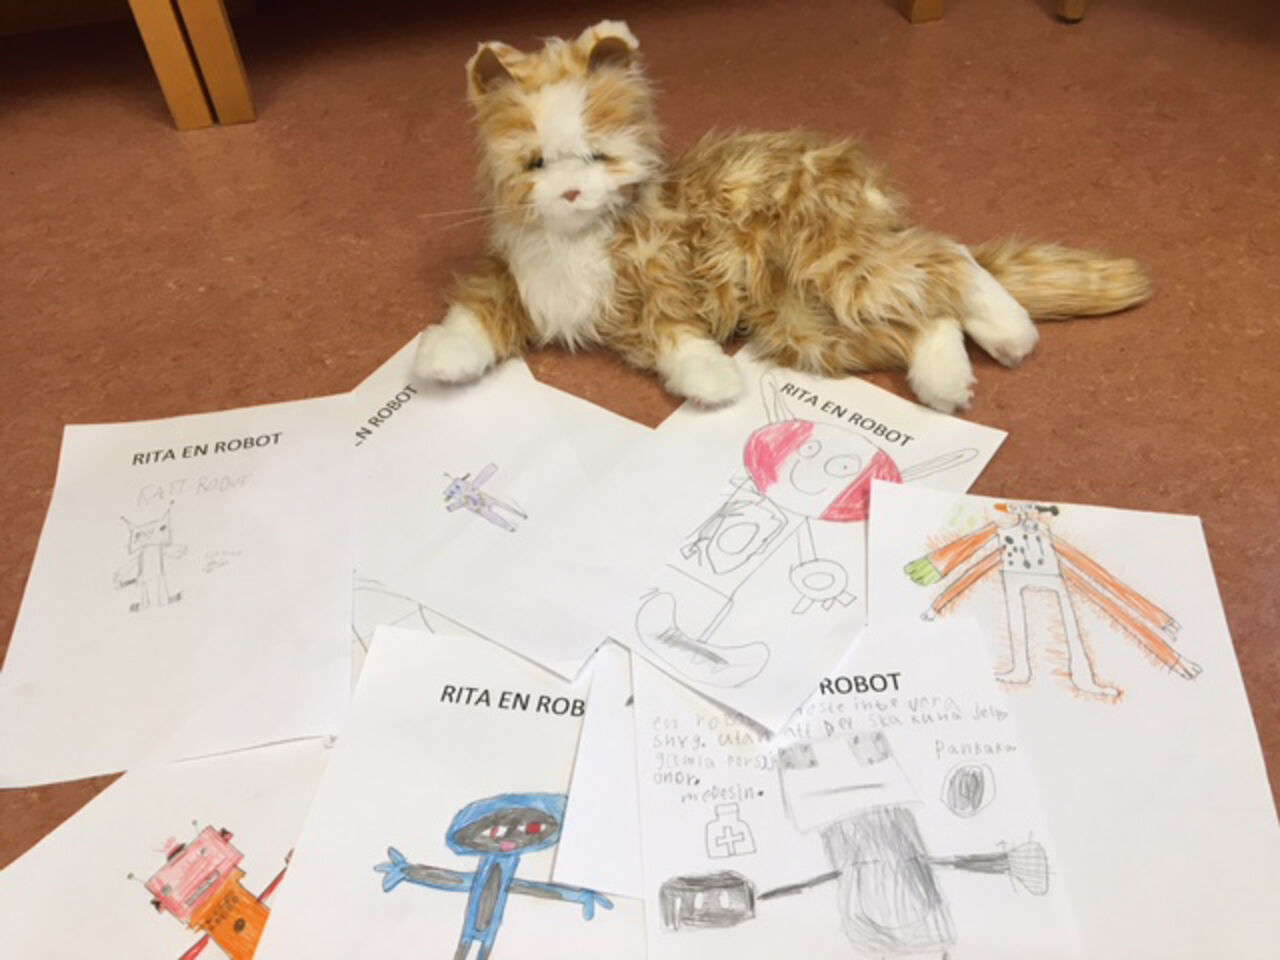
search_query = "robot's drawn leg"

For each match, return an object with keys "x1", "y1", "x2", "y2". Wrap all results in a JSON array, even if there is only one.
[
  {"x1": 453, "y1": 936, "x2": 476, "y2": 960},
  {"x1": 997, "y1": 579, "x2": 1032, "y2": 685},
  {"x1": 1052, "y1": 583, "x2": 1119, "y2": 698},
  {"x1": 635, "y1": 590, "x2": 769, "y2": 688},
  {"x1": 130, "y1": 580, "x2": 150, "y2": 613}
]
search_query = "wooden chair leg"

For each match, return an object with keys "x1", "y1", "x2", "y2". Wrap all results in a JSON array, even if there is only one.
[
  {"x1": 127, "y1": 0, "x2": 214, "y2": 130},
  {"x1": 1057, "y1": 0, "x2": 1089, "y2": 21},
  {"x1": 175, "y1": 0, "x2": 255, "y2": 124},
  {"x1": 899, "y1": 0, "x2": 945, "y2": 23}
]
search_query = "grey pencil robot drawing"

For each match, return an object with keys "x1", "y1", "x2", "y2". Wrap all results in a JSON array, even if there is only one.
[
  {"x1": 113, "y1": 508, "x2": 187, "y2": 612},
  {"x1": 443, "y1": 463, "x2": 528, "y2": 532}
]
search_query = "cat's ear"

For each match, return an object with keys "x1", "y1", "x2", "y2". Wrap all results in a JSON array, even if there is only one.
[
  {"x1": 579, "y1": 20, "x2": 639, "y2": 72},
  {"x1": 466, "y1": 42, "x2": 520, "y2": 99}
]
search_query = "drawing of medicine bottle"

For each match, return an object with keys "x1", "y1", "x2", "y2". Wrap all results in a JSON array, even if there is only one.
[{"x1": 705, "y1": 802, "x2": 757, "y2": 859}]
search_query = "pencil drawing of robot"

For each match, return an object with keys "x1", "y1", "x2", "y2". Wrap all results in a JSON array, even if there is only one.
[
  {"x1": 904, "y1": 501, "x2": 1201, "y2": 699},
  {"x1": 114, "y1": 508, "x2": 187, "y2": 612},
  {"x1": 443, "y1": 463, "x2": 528, "y2": 532},
  {"x1": 138, "y1": 825, "x2": 289, "y2": 960},
  {"x1": 660, "y1": 731, "x2": 1049, "y2": 957},
  {"x1": 636, "y1": 373, "x2": 979, "y2": 688},
  {"x1": 375, "y1": 793, "x2": 612, "y2": 960}
]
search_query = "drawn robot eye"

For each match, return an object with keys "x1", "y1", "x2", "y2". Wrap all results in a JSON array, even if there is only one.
[
  {"x1": 824, "y1": 455, "x2": 861, "y2": 478},
  {"x1": 797, "y1": 440, "x2": 821, "y2": 459},
  {"x1": 524, "y1": 821, "x2": 543, "y2": 835},
  {"x1": 487, "y1": 824, "x2": 509, "y2": 839}
]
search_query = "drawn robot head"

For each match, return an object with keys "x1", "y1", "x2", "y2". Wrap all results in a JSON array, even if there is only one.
[
  {"x1": 122, "y1": 510, "x2": 174, "y2": 553},
  {"x1": 446, "y1": 792, "x2": 565, "y2": 857},
  {"x1": 743, "y1": 420, "x2": 901, "y2": 521},
  {"x1": 993, "y1": 502, "x2": 1060, "y2": 529}
]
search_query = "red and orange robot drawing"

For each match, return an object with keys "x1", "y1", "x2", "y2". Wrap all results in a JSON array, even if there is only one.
[{"x1": 143, "y1": 826, "x2": 288, "y2": 960}]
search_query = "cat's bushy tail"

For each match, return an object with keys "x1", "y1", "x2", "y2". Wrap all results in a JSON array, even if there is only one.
[{"x1": 970, "y1": 239, "x2": 1153, "y2": 319}]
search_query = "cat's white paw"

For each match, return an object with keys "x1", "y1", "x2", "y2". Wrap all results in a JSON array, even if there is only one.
[
  {"x1": 657, "y1": 336, "x2": 744, "y2": 406},
  {"x1": 962, "y1": 259, "x2": 1039, "y2": 367},
  {"x1": 908, "y1": 321, "x2": 976, "y2": 413},
  {"x1": 413, "y1": 306, "x2": 497, "y2": 383}
]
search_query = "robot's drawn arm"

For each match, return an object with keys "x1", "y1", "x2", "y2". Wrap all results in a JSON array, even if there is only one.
[
  {"x1": 916, "y1": 548, "x2": 1003, "y2": 620},
  {"x1": 1053, "y1": 536, "x2": 1200, "y2": 679},
  {"x1": 903, "y1": 523, "x2": 1000, "y2": 585},
  {"x1": 113, "y1": 554, "x2": 141, "y2": 587},
  {"x1": 374, "y1": 847, "x2": 473, "y2": 893},
  {"x1": 508, "y1": 878, "x2": 614, "y2": 919}
]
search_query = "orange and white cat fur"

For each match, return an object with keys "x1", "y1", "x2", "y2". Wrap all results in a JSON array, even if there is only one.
[{"x1": 414, "y1": 20, "x2": 1152, "y2": 412}]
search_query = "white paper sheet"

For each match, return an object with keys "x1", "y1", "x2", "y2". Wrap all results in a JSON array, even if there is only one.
[
  {"x1": 0, "y1": 394, "x2": 352, "y2": 786},
  {"x1": 348, "y1": 339, "x2": 647, "y2": 679},
  {"x1": 254, "y1": 626, "x2": 645, "y2": 960},
  {"x1": 554, "y1": 641, "x2": 644, "y2": 898},
  {"x1": 867, "y1": 481, "x2": 1280, "y2": 959},
  {"x1": 0, "y1": 738, "x2": 330, "y2": 958},
  {"x1": 634, "y1": 619, "x2": 1086, "y2": 960},
  {"x1": 613, "y1": 352, "x2": 1006, "y2": 729}
]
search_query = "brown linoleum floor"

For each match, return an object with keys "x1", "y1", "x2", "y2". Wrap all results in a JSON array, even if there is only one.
[{"x1": 2, "y1": 0, "x2": 1277, "y2": 867}]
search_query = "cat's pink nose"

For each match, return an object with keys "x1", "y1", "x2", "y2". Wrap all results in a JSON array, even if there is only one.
[{"x1": 561, "y1": 189, "x2": 581, "y2": 203}]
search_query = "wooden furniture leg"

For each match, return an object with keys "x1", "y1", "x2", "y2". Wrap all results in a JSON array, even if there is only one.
[
  {"x1": 175, "y1": 0, "x2": 255, "y2": 124},
  {"x1": 1057, "y1": 0, "x2": 1089, "y2": 21},
  {"x1": 127, "y1": 0, "x2": 214, "y2": 130},
  {"x1": 899, "y1": 0, "x2": 945, "y2": 22}
]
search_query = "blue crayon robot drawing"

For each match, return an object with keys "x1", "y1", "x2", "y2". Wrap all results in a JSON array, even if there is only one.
[
  {"x1": 375, "y1": 792, "x2": 611, "y2": 960},
  {"x1": 443, "y1": 463, "x2": 528, "y2": 532}
]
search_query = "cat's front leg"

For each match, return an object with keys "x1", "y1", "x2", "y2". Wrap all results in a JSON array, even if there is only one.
[
  {"x1": 414, "y1": 304, "x2": 501, "y2": 383},
  {"x1": 414, "y1": 257, "x2": 532, "y2": 383},
  {"x1": 654, "y1": 332, "x2": 745, "y2": 407}
]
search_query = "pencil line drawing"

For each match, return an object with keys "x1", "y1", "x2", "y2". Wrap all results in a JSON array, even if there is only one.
[
  {"x1": 941, "y1": 762, "x2": 995, "y2": 818},
  {"x1": 904, "y1": 501, "x2": 1201, "y2": 699},
  {"x1": 704, "y1": 803, "x2": 757, "y2": 859},
  {"x1": 636, "y1": 373, "x2": 979, "y2": 688},
  {"x1": 351, "y1": 576, "x2": 457, "y2": 654},
  {"x1": 114, "y1": 507, "x2": 187, "y2": 612},
  {"x1": 443, "y1": 463, "x2": 527, "y2": 532},
  {"x1": 659, "y1": 731, "x2": 1049, "y2": 954},
  {"x1": 375, "y1": 793, "x2": 612, "y2": 960},
  {"x1": 138, "y1": 824, "x2": 289, "y2": 960}
]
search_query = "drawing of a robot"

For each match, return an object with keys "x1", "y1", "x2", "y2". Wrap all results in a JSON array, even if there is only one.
[
  {"x1": 660, "y1": 732, "x2": 1049, "y2": 956},
  {"x1": 904, "y1": 501, "x2": 1201, "y2": 698},
  {"x1": 141, "y1": 825, "x2": 288, "y2": 960},
  {"x1": 114, "y1": 508, "x2": 187, "y2": 611},
  {"x1": 636, "y1": 375, "x2": 978, "y2": 688},
  {"x1": 375, "y1": 793, "x2": 612, "y2": 960},
  {"x1": 443, "y1": 463, "x2": 528, "y2": 532}
]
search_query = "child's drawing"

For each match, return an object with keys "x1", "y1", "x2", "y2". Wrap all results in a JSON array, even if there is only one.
[
  {"x1": 636, "y1": 374, "x2": 978, "y2": 688},
  {"x1": 904, "y1": 501, "x2": 1201, "y2": 698},
  {"x1": 941, "y1": 762, "x2": 996, "y2": 818},
  {"x1": 443, "y1": 463, "x2": 527, "y2": 532},
  {"x1": 375, "y1": 793, "x2": 613, "y2": 960},
  {"x1": 114, "y1": 508, "x2": 187, "y2": 611},
  {"x1": 140, "y1": 825, "x2": 288, "y2": 960},
  {"x1": 660, "y1": 732, "x2": 1048, "y2": 956},
  {"x1": 352, "y1": 577, "x2": 449, "y2": 654},
  {"x1": 704, "y1": 803, "x2": 757, "y2": 859}
]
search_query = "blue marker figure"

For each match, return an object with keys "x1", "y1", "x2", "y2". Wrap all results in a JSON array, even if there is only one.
[{"x1": 374, "y1": 792, "x2": 612, "y2": 960}]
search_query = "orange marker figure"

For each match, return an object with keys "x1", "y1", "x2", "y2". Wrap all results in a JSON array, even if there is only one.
[
  {"x1": 904, "y1": 502, "x2": 1201, "y2": 698},
  {"x1": 144, "y1": 826, "x2": 287, "y2": 960}
]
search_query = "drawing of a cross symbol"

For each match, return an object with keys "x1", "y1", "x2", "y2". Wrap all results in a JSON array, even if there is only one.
[{"x1": 713, "y1": 824, "x2": 747, "y2": 856}]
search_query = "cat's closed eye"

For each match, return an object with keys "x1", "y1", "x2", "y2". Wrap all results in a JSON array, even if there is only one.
[
  {"x1": 525, "y1": 155, "x2": 544, "y2": 171},
  {"x1": 589, "y1": 151, "x2": 609, "y2": 163}
]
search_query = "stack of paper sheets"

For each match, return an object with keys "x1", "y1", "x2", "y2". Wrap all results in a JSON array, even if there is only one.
[{"x1": 2, "y1": 338, "x2": 1276, "y2": 960}]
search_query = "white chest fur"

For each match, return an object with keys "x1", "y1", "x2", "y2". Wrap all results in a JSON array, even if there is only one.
[{"x1": 504, "y1": 226, "x2": 614, "y2": 349}]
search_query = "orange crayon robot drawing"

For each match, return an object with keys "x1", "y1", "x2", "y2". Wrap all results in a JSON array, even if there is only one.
[
  {"x1": 144, "y1": 826, "x2": 288, "y2": 960},
  {"x1": 905, "y1": 501, "x2": 1201, "y2": 699}
]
